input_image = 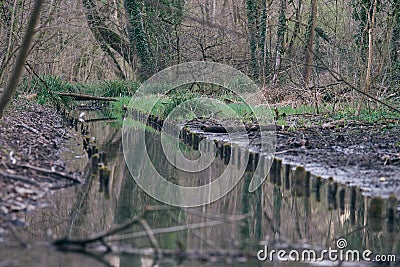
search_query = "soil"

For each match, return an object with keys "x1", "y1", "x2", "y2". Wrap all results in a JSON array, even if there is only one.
[
  {"x1": 274, "y1": 115, "x2": 400, "y2": 198},
  {"x1": 185, "y1": 114, "x2": 400, "y2": 199},
  {"x1": 0, "y1": 99, "x2": 76, "y2": 241}
]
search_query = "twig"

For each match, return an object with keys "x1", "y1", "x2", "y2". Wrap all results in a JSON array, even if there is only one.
[
  {"x1": 183, "y1": 209, "x2": 250, "y2": 224},
  {"x1": 15, "y1": 123, "x2": 40, "y2": 134},
  {"x1": 4, "y1": 221, "x2": 27, "y2": 248},
  {"x1": 138, "y1": 219, "x2": 162, "y2": 259},
  {"x1": 275, "y1": 149, "x2": 305, "y2": 155},
  {"x1": 53, "y1": 216, "x2": 142, "y2": 250},
  {"x1": 170, "y1": 212, "x2": 226, "y2": 253}
]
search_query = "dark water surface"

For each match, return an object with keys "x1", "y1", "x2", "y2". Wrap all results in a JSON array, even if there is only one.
[{"x1": 0, "y1": 112, "x2": 398, "y2": 266}]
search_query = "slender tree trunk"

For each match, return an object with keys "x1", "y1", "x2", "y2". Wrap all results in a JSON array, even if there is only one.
[
  {"x1": 0, "y1": 0, "x2": 20, "y2": 83},
  {"x1": 303, "y1": 0, "x2": 317, "y2": 86},
  {"x1": 272, "y1": 0, "x2": 286, "y2": 84},
  {"x1": 364, "y1": 0, "x2": 377, "y2": 95},
  {"x1": 358, "y1": 0, "x2": 377, "y2": 113},
  {"x1": 364, "y1": 29, "x2": 373, "y2": 95},
  {"x1": 246, "y1": 0, "x2": 259, "y2": 80},
  {"x1": 259, "y1": 0, "x2": 269, "y2": 86},
  {"x1": 212, "y1": 0, "x2": 216, "y2": 24},
  {"x1": 287, "y1": 0, "x2": 302, "y2": 56},
  {"x1": 0, "y1": 0, "x2": 44, "y2": 118},
  {"x1": 390, "y1": 4, "x2": 400, "y2": 72}
]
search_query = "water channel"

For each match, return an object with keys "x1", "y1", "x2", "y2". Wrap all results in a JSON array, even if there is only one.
[{"x1": 0, "y1": 110, "x2": 398, "y2": 266}]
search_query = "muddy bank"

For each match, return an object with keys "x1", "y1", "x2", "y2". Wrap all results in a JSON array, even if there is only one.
[
  {"x1": 273, "y1": 115, "x2": 400, "y2": 198},
  {"x1": 0, "y1": 100, "x2": 78, "y2": 240},
  {"x1": 181, "y1": 114, "x2": 400, "y2": 199}
]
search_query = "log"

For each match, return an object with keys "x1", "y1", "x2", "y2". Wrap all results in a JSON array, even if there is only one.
[
  {"x1": 58, "y1": 92, "x2": 118, "y2": 102},
  {"x1": 247, "y1": 124, "x2": 278, "y2": 131},
  {"x1": 201, "y1": 124, "x2": 277, "y2": 133},
  {"x1": 201, "y1": 125, "x2": 228, "y2": 133}
]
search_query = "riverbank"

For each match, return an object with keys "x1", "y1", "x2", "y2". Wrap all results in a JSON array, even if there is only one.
[
  {"x1": 162, "y1": 110, "x2": 400, "y2": 199},
  {"x1": 272, "y1": 114, "x2": 400, "y2": 197},
  {"x1": 0, "y1": 99, "x2": 78, "y2": 241}
]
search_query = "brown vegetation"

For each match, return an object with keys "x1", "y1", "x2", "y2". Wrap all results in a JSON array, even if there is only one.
[{"x1": 0, "y1": 0, "x2": 399, "y2": 111}]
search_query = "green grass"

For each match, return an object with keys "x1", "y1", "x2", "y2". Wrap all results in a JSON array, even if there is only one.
[
  {"x1": 19, "y1": 76, "x2": 75, "y2": 106},
  {"x1": 111, "y1": 93, "x2": 274, "y2": 126},
  {"x1": 20, "y1": 75, "x2": 140, "y2": 107},
  {"x1": 330, "y1": 106, "x2": 399, "y2": 123},
  {"x1": 79, "y1": 79, "x2": 140, "y2": 97},
  {"x1": 20, "y1": 76, "x2": 398, "y2": 129},
  {"x1": 275, "y1": 104, "x2": 317, "y2": 115}
]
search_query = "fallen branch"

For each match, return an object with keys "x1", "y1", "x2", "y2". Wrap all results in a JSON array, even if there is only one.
[
  {"x1": 58, "y1": 92, "x2": 118, "y2": 102},
  {"x1": 15, "y1": 123, "x2": 40, "y2": 134},
  {"x1": 0, "y1": 170, "x2": 38, "y2": 186},
  {"x1": 84, "y1": 117, "x2": 117, "y2": 123},
  {"x1": 108, "y1": 217, "x2": 247, "y2": 243},
  {"x1": 53, "y1": 216, "x2": 142, "y2": 250},
  {"x1": 53, "y1": 212, "x2": 248, "y2": 251},
  {"x1": 146, "y1": 205, "x2": 250, "y2": 223},
  {"x1": 17, "y1": 163, "x2": 81, "y2": 184}
]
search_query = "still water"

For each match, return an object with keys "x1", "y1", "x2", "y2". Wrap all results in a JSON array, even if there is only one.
[{"x1": 0, "y1": 112, "x2": 398, "y2": 266}]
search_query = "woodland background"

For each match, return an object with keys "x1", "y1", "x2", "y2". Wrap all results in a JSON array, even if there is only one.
[{"x1": 0, "y1": 0, "x2": 399, "y2": 107}]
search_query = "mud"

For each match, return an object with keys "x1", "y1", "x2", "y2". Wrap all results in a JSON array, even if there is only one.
[
  {"x1": 0, "y1": 100, "x2": 76, "y2": 239},
  {"x1": 184, "y1": 114, "x2": 400, "y2": 199}
]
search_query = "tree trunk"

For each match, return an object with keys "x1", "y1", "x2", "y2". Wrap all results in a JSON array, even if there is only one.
[
  {"x1": 82, "y1": 0, "x2": 133, "y2": 69},
  {"x1": 245, "y1": 0, "x2": 259, "y2": 80},
  {"x1": 303, "y1": 0, "x2": 317, "y2": 86},
  {"x1": 358, "y1": 0, "x2": 377, "y2": 113},
  {"x1": 124, "y1": 0, "x2": 155, "y2": 81},
  {"x1": 259, "y1": 0, "x2": 269, "y2": 86},
  {"x1": 272, "y1": 0, "x2": 286, "y2": 84},
  {"x1": 82, "y1": 0, "x2": 126, "y2": 79},
  {"x1": 287, "y1": 0, "x2": 302, "y2": 56}
]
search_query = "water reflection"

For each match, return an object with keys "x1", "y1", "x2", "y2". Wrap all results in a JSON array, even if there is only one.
[{"x1": 1, "y1": 115, "x2": 399, "y2": 266}]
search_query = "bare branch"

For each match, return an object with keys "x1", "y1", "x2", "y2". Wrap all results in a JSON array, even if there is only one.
[{"x1": 0, "y1": 0, "x2": 44, "y2": 118}]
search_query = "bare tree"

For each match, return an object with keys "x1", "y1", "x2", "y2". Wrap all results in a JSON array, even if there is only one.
[{"x1": 0, "y1": 0, "x2": 44, "y2": 118}]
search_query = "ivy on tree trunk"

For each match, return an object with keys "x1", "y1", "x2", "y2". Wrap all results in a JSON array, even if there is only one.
[
  {"x1": 272, "y1": 0, "x2": 286, "y2": 84},
  {"x1": 124, "y1": 0, "x2": 155, "y2": 81},
  {"x1": 245, "y1": 0, "x2": 259, "y2": 81}
]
